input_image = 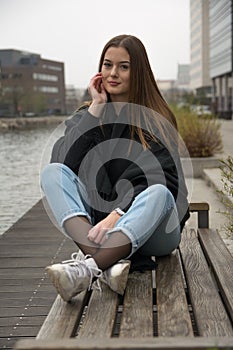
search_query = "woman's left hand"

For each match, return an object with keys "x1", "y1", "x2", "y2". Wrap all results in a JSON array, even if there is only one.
[{"x1": 87, "y1": 211, "x2": 121, "y2": 245}]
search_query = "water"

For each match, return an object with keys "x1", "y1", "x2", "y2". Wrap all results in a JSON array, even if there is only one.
[{"x1": 0, "y1": 125, "x2": 63, "y2": 235}]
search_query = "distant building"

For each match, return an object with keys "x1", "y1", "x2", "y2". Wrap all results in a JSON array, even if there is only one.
[
  {"x1": 157, "y1": 68, "x2": 191, "y2": 105},
  {"x1": 66, "y1": 85, "x2": 85, "y2": 114},
  {"x1": 190, "y1": 0, "x2": 233, "y2": 118},
  {"x1": 176, "y1": 64, "x2": 191, "y2": 91},
  {"x1": 0, "y1": 49, "x2": 66, "y2": 116},
  {"x1": 190, "y1": 0, "x2": 211, "y2": 97},
  {"x1": 157, "y1": 79, "x2": 177, "y2": 103},
  {"x1": 209, "y1": 0, "x2": 233, "y2": 119}
]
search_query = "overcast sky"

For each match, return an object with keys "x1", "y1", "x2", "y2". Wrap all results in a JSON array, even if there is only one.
[{"x1": 0, "y1": 0, "x2": 190, "y2": 89}]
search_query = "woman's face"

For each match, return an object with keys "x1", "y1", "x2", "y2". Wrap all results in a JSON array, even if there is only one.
[{"x1": 101, "y1": 46, "x2": 130, "y2": 102}]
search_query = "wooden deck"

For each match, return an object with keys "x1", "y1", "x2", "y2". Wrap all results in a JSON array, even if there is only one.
[
  {"x1": 0, "y1": 200, "x2": 76, "y2": 349},
  {"x1": 15, "y1": 225, "x2": 233, "y2": 349},
  {"x1": 1, "y1": 201, "x2": 233, "y2": 350}
]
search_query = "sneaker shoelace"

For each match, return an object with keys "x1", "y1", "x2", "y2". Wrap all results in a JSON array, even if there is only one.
[
  {"x1": 62, "y1": 251, "x2": 87, "y2": 263},
  {"x1": 62, "y1": 253, "x2": 102, "y2": 291}
]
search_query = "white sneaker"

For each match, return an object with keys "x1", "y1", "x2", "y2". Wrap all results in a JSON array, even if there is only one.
[
  {"x1": 100, "y1": 260, "x2": 131, "y2": 295},
  {"x1": 45, "y1": 255, "x2": 102, "y2": 302},
  {"x1": 63, "y1": 250, "x2": 131, "y2": 295}
]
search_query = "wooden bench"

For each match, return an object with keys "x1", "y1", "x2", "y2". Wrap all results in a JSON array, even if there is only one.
[{"x1": 15, "y1": 203, "x2": 233, "y2": 350}]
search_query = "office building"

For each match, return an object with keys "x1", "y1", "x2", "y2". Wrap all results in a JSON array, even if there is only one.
[
  {"x1": 176, "y1": 64, "x2": 191, "y2": 91},
  {"x1": 66, "y1": 86, "x2": 85, "y2": 114},
  {"x1": 157, "y1": 79, "x2": 177, "y2": 104},
  {"x1": 0, "y1": 49, "x2": 66, "y2": 116},
  {"x1": 209, "y1": 0, "x2": 233, "y2": 119},
  {"x1": 190, "y1": 0, "x2": 211, "y2": 96}
]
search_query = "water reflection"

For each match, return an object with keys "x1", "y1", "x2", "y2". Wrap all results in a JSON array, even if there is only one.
[{"x1": 0, "y1": 127, "x2": 56, "y2": 235}]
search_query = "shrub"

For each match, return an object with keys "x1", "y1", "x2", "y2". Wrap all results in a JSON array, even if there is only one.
[
  {"x1": 218, "y1": 156, "x2": 233, "y2": 238},
  {"x1": 171, "y1": 106, "x2": 223, "y2": 157}
]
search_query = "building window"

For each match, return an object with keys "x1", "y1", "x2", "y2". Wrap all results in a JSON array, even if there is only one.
[
  {"x1": 33, "y1": 73, "x2": 58, "y2": 82},
  {"x1": 37, "y1": 86, "x2": 59, "y2": 93},
  {"x1": 1, "y1": 73, "x2": 22, "y2": 79},
  {"x1": 3, "y1": 86, "x2": 23, "y2": 93},
  {"x1": 42, "y1": 64, "x2": 62, "y2": 71}
]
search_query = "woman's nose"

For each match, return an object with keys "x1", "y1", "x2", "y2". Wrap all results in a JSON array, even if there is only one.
[{"x1": 110, "y1": 66, "x2": 118, "y2": 77}]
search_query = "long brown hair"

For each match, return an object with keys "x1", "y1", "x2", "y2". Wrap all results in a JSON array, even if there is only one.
[{"x1": 97, "y1": 34, "x2": 177, "y2": 149}]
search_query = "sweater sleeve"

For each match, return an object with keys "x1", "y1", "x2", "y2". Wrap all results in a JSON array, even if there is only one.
[
  {"x1": 50, "y1": 107, "x2": 99, "y2": 165},
  {"x1": 115, "y1": 139, "x2": 189, "y2": 229}
]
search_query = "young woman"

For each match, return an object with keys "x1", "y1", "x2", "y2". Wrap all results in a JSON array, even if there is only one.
[{"x1": 41, "y1": 34, "x2": 190, "y2": 302}]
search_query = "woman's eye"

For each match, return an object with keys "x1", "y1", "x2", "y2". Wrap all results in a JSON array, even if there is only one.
[
  {"x1": 103, "y1": 62, "x2": 112, "y2": 68},
  {"x1": 120, "y1": 65, "x2": 129, "y2": 70}
]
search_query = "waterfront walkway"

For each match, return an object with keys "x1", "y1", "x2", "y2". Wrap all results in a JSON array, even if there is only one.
[
  {"x1": 0, "y1": 200, "x2": 76, "y2": 349},
  {"x1": 0, "y1": 119, "x2": 232, "y2": 349}
]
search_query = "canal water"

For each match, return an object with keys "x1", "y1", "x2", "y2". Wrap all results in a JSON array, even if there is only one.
[{"x1": 0, "y1": 124, "x2": 64, "y2": 235}]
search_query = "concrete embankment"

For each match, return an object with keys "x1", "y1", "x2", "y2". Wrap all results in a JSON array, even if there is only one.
[{"x1": 0, "y1": 116, "x2": 67, "y2": 131}]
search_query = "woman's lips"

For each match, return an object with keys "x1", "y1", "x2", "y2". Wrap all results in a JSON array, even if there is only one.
[{"x1": 108, "y1": 81, "x2": 120, "y2": 86}]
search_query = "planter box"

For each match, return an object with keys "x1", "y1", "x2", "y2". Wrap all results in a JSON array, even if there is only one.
[{"x1": 181, "y1": 157, "x2": 221, "y2": 178}]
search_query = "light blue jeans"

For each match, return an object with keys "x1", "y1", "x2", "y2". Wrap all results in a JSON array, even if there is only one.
[{"x1": 40, "y1": 163, "x2": 181, "y2": 257}]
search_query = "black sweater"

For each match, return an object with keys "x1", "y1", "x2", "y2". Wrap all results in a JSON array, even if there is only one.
[{"x1": 51, "y1": 104, "x2": 190, "y2": 229}]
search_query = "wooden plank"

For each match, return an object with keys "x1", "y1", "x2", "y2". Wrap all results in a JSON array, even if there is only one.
[
  {"x1": 1, "y1": 228, "x2": 62, "y2": 236},
  {"x1": 0, "y1": 306, "x2": 51, "y2": 317},
  {"x1": 188, "y1": 202, "x2": 209, "y2": 228},
  {"x1": 198, "y1": 228, "x2": 233, "y2": 323},
  {"x1": 0, "y1": 285, "x2": 54, "y2": 292},
  {"x1": 0, "y1": 279, "x2": 51, "y2": 286},
  {"x1": 189, "y1": 202, "x2": 209, "y2": 212},
  {"x1": 156, "y1": 250, "x2": 193, "y2": 337},
  {"x1": 0, "y1": 337, "x2": 23, "y2": 349},
  {"x1": 0, "y1": 251, "x2": 64, "y2": 258},
  {"x1": 0, "y1": 268, "x2": 50, "y2": 277},
  {"x1": 78, "y1": 283, "x2": 118, "y2": 338},
  {"x1": 0, "y1": 291, "x2": 55, "y2": 299},
  {"x1": 0, "y1": 326, "x2": 40, "y2": 337},
  {"x1": 0, "y1": 258, "x2": 54, "y2": 268},
  {"x1": 0, "y1": 235, "x2": 64, "y2": 243},
  {"x1": 120, "y1": 271, "x2": 153, "y2": 337},
  {"x1": 37, "y1": 293, "x2": 88, "y2": 339},
  {"x1": 2, "y1": 223, "x2": 56, "y2": 233},
  {"x1": 0, "y1": 246, "x2": 65, "y2": 258},
  {"x1": 0, "y1": 297, "x2": 55, "y2": 308},
  {"x1": 0, "y1": 316, "x2": 45, "y2": 327},
  {"x1": 179, "y1": 229, "x2": 233, "y2": 336},
  {"x1": 15, "y1": 336, "x2": 233, "y2": 350}
]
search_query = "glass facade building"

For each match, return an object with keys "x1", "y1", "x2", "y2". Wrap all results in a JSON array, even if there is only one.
[
  {"x1": 209, "y1": 0, "x2": 233, "y2": 119},
  {"x1": 190, "y1": 0, "x2": 211, "y2": 92}
]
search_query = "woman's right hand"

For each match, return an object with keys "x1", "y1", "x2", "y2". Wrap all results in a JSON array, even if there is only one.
[
  {"x1": 87, "y1": 210, "x2": 121, "y2": 245},
  {"x1": 88, "y1": 73, "x2": 107, "y2": 117},
  {"x1": 88, "y1": 73, "x2": 107, "y2": 105}
]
